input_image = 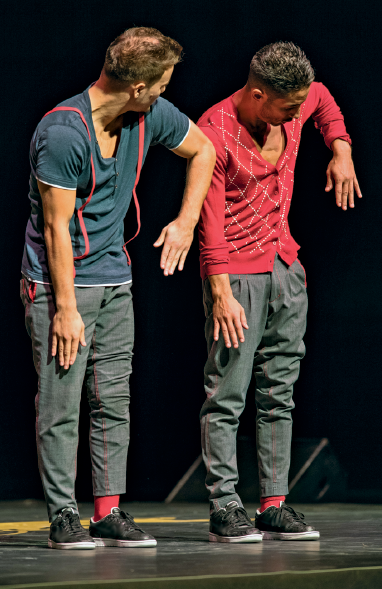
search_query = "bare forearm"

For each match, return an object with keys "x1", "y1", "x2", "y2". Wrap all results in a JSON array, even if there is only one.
[
  {"x1": 44, "y1": 223, "x2": 76, "y2": 311},
  {"x1": 208, "y1": 273, "x2": 233, "y2": 300},
  {"x1": 178, "y1": 144, "x2": 215, "y2": 227},
  {"x1": 154, "y1": 125, "x2": 215, "y2": 275}
]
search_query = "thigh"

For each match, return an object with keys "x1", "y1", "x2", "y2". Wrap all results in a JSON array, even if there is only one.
[
  {"x1": 85, "y1": 283, "x2": 134, "y2": 408},
  {"x1": 253, "y1": 257, "x2": 308, "y2": 404},
  {"x1": 265, "y1": 256, "x2": 308, "y2": 351},
  {"x1": 202, "y1": 274, "x2": 269, "y2": 409},
  {"x1": 21, "y1": 279, "x2": 103, "y2": 418}
]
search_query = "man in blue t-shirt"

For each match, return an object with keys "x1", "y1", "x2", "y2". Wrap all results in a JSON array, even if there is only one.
[{"x1": 21, "y1": 26, "x2": 215, "y2": 550}]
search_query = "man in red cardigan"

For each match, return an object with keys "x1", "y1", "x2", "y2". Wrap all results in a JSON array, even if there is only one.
[{"x1": 198, "y1": 42, "x2": 361, "y2": 543}]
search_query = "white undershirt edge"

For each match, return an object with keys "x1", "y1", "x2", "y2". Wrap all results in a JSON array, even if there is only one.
[{"x1": 22, "y1": 273, "x2": 132, "y2": 288}]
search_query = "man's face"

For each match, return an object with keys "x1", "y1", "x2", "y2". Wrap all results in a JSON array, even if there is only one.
[
  {"x1": 134, "y1": 66, "x2": 174, "y2": 111},
  {"x1": 259, "y1": 86, "x2": 311, "y2": 126}
]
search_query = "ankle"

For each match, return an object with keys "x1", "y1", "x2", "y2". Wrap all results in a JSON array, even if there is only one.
[
  {"x1": 260, "y1": 495, "x2": 285, "y2": 513},
  {"x1": 93, "y1": 495, "x2": 120, "y2": 522}
]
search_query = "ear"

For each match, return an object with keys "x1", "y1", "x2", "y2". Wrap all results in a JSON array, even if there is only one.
[
  {"x1": 251, "y1": 87, "x2": 266, "y2": 103},
  {"x1": 132, "y1": 82, "x2": 146, "y2": 98}
]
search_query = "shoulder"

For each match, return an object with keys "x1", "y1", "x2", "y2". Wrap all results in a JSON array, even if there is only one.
[
  {"x1": 305, "y1": 81, "x2": 327, "y2": 105},
  {"x1": 148, "y1": 97, "x2": 190, "y2": 149},
  {"x1": 197, "y1": 95, "x2": 236, "y2": 153},
  {"x1": 34, "y1": 90, "x2": 91, "y2": 146},
  {"x1": 197, "y1": 95, "x2": 234, "y2": 127},
  {"x1": 149, "y1": 96, "x2": 187, "y2": 121}
]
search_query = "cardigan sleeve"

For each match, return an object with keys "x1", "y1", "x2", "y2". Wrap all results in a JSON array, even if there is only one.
[
  {"x1": 197, "y1": 125, "x2": 230, "y2": 277},
  {"x1": 305, "y1": 82, "x2": 351, "y2": 150}
]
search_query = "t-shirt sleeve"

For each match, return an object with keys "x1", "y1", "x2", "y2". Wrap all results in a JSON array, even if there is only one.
[
  {"x1": 150, "y1": 97, "x2": 190, "y2": 150},
  {"x1": 34, "y1": 124, "x2": 90, "y2": 190},
  {"x1": 198, "y1": 125, "x2": 230, "y2": 276}
]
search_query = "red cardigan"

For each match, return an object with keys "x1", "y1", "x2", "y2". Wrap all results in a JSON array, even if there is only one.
[{"x1": 197, "y1": 82, "x2": 351, "y2": 279}]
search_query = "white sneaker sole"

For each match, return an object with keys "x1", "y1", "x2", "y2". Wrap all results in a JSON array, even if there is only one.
[
  {"x1": 209, "y1": 532, "x2": 263, "y2": 543},
  {"x1": 48, "y1": 539, "x2": 96, "y2": 550},
  {"x1": 262, "y1": 530, "x2": 320, "y2": 541},
  {"x1": 93, "y1": 537, "x2": 157, "y2": 548}
]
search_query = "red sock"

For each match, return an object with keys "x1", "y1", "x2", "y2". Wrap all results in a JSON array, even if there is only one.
[
  {"x1": 93, "y1": 495, "x2": 120, "y2": 522},
  {"x1": 260, "y1": 495, "x2": 285, "y2": 513}
]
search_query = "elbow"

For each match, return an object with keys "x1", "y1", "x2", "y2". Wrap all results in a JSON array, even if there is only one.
[{"x1": 44, "y1": 218, "x2": 70, "y2": 243}]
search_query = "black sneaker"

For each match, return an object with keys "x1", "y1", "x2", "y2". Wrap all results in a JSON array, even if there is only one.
[
  {"x1": 209, "y1": 501, "x2": 262, "y2": 543},
  {"x1": 89, "y1": 507, "x2": 157, "y2": 547},
  {"x1": 48, "y1": 507, "x2": 96, "y2": 550},
  {"x1": 255, "y1": 501, "x2": 320, "y2": 540}
]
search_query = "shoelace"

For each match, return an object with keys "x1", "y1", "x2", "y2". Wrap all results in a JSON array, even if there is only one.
[
  {"x1": 221, "y1": 506, "x2": 252, "y2": 527},
  {"x1": 278, "y1": 504, "x2": 306, "y2": 526},
  {"x1": 60, "y1": 512, "x2": 84, "y2": 534},
  {"x1": 108, "y1": 510, "x2": 146, "y2": 533}
]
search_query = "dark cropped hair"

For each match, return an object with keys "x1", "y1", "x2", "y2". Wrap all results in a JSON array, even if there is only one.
[
  {"x1": 103, "y1": 27, "x2": 183, "y2": 86},
  {"x1": 248, "y1": 42, "x2": 315, "y2": 96}
]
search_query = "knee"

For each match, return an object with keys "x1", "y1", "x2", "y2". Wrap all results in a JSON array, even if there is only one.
[{"x1": 256, "y1": 386, "x2": 295, "y2": 414}]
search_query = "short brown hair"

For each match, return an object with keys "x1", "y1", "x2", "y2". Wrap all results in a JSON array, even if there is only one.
[
  {"x1": 248, "y1": 42, "x2": 315, "y2": 96},
  {"x1": 103, "y1": 27, "x2": 183, "y2": 86}
]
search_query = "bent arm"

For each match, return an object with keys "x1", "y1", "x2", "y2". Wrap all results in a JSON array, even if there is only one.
[
  {"x1": 39, "y1": 180, "x2": 86, "y2": 368},
  {"x1": 154, "y1": 121, "x2": 216, "y2": 275},
  {"x1": 308, "y1": 83, "x2": 361, "y2": 209},
  {"x1": 171, "y1": 121, "x2": 216, "y2": 225},
  {"x1": 309, "y1": 82, "x2": 351, "y2": 149}
]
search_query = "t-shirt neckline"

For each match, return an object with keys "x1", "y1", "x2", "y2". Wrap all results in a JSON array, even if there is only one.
[{"x1": 84, "y1": 86, "x2": 121, "y2": 162}]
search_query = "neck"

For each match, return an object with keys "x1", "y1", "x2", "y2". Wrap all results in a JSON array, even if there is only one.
[
  {"x1": 88, "y1": 74, "x2": 132, "y2": 132},
  {"x1": 233, "y1": 87, "x2": 267, "y2": 137}
]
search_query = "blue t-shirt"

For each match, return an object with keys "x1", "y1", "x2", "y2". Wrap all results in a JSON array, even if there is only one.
[{"x1": 22, "y1": 87, "x2": 190, "y2": 285}]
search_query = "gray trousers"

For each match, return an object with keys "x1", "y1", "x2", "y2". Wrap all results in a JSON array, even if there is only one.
[
  {"x1": 21, "y1": 278, "x2": 134, "y2": 522},
  {"x1": 200, "y1": 255, "x2": 308, "y2": 511}
]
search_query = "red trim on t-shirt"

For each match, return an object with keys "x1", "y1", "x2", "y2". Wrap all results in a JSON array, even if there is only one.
[{"x1": 41, "y1": 107, "x2": 145, "y2": 272}]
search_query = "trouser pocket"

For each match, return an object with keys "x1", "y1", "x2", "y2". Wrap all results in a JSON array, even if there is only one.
[{"x1": 20, "y1": 277, "x2": 37, "y2": 304}]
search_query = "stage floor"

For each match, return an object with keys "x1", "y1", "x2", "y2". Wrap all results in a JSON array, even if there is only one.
[{"x1": 0, "y1": 501, "x2": 381, "y2": 588}]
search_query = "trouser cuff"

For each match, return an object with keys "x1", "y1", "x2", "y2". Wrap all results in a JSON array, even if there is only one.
[
  {"x1": 209, "y1": 494, "x2": 243, "y2": 512},
  {"x1": 260, "y1": 481, "x2": 289, "y2": 498}
]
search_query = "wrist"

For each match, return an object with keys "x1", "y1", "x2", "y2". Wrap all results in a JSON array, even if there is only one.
[
  {"x1": 175, "y1": 211, "x2": 198, "y2": 230},
  {"x1": 55, "y1": 300, "x2": 77, "y2": 313},
  {"x1": 331, "y1": 138, "x2": 351, "y2": 155},
  {"x1": 208, "y1": 274, "x2": 233, "y2": 300}
]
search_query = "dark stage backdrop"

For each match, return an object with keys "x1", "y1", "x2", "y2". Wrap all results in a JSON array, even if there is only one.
[{"x1": 1, "y1": 0, "x2": 381, "y2": 503}]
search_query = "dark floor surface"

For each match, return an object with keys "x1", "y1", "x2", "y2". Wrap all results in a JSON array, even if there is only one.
[{"x1": 0, "y1": 501, "x2": 381, "y2": 588}]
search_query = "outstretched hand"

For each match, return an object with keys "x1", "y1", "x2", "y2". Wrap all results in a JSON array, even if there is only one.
[
  {"x1": 325, "y1": 140, "x2": 362, "y2": 210},
  {"x1": 154, "y1": 218, "x2": 195, "y2": 276}
]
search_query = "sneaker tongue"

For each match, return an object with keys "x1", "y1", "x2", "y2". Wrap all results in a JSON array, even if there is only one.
[
  {"x1": 226, "y1": 501, "x2": 240, "y2": 510},
  {"x1": 62, "y1": 507, "x2": 75, "y2": 515}
]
